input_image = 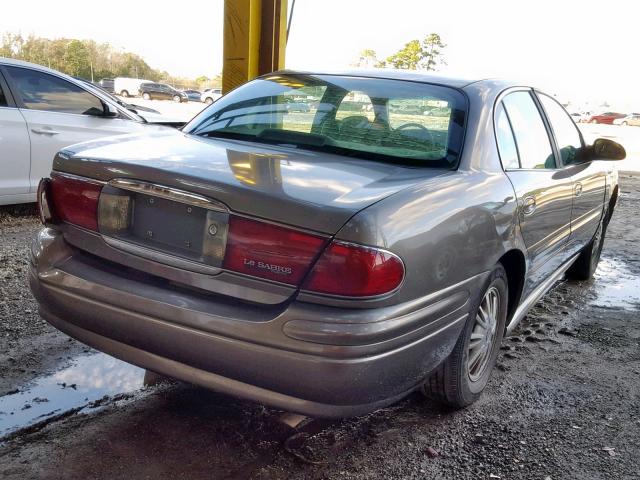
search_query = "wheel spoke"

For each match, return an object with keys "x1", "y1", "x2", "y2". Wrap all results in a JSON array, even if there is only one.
[
  {"x1": 485, "y1": 293, "x2": 494, "y2": 319},
  {"x1": 469, "y1": 337, "x2": 483, "y2": 350},
  {"x1": 470, "y1": 331, "x2": 484, "y2": 341},
  {"x1": 477, "y1": 306, "x2": 489, "y2": 328},
  {"x1": 468, "y1": 348, "x2": 483, "y2": 372}
]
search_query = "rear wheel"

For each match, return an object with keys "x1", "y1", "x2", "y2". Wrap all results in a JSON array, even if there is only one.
[
  {"x1": 566, "y1": 211, "x2": 607, "y2": 280},
  {"x1": 142, "y1": 92, "x2": 151, "y2": 100},
  {"x1": 205, "y1": 97, "x2": 214, "y2": 105},
  {"x1": 121, "y1": 90, "x2": 129, "y2": 97},
  {"x1": 422, "y1": 265, "x2": 508, "y2": 408},
  {"x1": 590, "y1": 118, "x2": 598, "y2": 124},
  {"x1": 622, "y1": 121, "x2": 628, "y2": 126}
]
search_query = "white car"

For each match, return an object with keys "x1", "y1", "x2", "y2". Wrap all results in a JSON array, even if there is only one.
[
  {"x1": 201, "y1": 88, "x2": 222, "y2": 105},
  {"x1": 613, "y1": 114, "x2": 640, "y2": 126},
  {"x1": 0, "y1": 58, "x2": 177, "y2": 206}
]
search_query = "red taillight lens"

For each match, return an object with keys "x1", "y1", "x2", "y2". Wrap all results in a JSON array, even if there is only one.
[
  {"x1": 49, "y1": 174, "x2": 102, "y2": 231},
  {"x1": 303, "y1": 241, "x2": 404, "y2": 297},
  {"x1": 223, "y1": 216, "x2": 327, "y2": 284}
]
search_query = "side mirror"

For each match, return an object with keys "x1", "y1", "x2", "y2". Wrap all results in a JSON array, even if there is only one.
[
  {"x1": 103, "y1": 102, "x2": 119, "y2": 118},
  {"x1": 592, "y1": 138, "x2": 626, "y2": 160}
]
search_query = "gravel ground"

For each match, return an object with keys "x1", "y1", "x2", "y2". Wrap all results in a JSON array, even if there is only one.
[
  {"x1": 0, "y1": 175, "x2": 639, "y2": 479},
  {"x1": 0, "y1": 205, "x2": 86, "y2": 396}
]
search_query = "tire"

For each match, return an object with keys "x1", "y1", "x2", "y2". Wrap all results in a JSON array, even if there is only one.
[
  {"x1": 173, "y1": 95, "x2": 181, "y2": 102},
  {"x1": 622, "y1": 121, "x2": 628, "y2": 126},
  {"x1": 205, "y1": 97, "x2": 214, "y2": 105},
  {"x1": 142, "y1": 92, "x2": 151, "y2": 100},
  {"x1": 422, "y1": 265, "x2": 508, "y2": 408},
  {"x1": 121, "y1": 90, "x2": 129, "y2": 98},
  {"x1": 590, "y1": 119, "x2": 598, "y2": 124},
  {"x1": 566, "y1": 210, "x2": 607, "y2": 280}
]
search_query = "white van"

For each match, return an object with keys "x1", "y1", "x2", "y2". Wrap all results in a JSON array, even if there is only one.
[{"x1": 114, "y1": 77, "x2": 151, "y2": 97}]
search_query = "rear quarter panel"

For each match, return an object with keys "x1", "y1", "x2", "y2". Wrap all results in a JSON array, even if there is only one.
[{"x1": 334, "y1": 169, "x2": 521, "y2": 306}]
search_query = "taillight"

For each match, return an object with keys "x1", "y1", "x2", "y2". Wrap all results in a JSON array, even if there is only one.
[
  {"x1": 303, "y1": 241, "x2": 404, "y2": 297},
  {"x1": 49, "y1": 174, "x2": 102, "y2": 231},
  {"x1": 223, "y1": 216, "x2": 327, "y2": 284}
]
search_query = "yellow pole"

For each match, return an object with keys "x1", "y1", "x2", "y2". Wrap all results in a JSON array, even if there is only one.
[{"x1": 222, "y1": 0, "x2": 288, "y2": 94}]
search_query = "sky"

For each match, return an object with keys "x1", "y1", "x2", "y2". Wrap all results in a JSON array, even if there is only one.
[{"x1": 2, "y1": 0, "x2": 639, "y2": 110}]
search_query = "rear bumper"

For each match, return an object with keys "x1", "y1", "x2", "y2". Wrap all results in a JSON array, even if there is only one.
[{"x1": 30, "y1": 228, "x2": 479, "y2": 417}]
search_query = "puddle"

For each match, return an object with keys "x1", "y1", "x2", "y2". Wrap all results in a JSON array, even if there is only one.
[
  {"x1": 0, "y1": 353, "x2": 145, "y2": 438},
  {"x1": 590, "y1": 258, "x2": 640, "y2": 309}
]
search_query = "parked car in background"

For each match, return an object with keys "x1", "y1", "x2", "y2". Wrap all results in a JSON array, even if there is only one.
[
  {"x1": 585, "y1": 112, "x2": 626, "y2": 124},
  {"x1": 30, "y1": 70, "x2": 624, "y2": 417},
  {"x1": 284, "y1": 97, "x2": 311, "y2": 112},
  {"x1": 569, "y1": 112, "x2": 582, "y2": 123},
  {"x1": 0, "y1": 58, "x2": 176, "y2": 205},
  {"x1": 182, "y1": 89, "x2": 202, "y2": 102},
  {"x1": 74, "y1": 77, "x2": 187, "y2": 128},
  {"x1": 139, "y1": 82, "x2": 188, "y2": 102},
  {"x1": 201, "y1": 87, "x2": 222, "y2": 104},
  {"x1": 98, "y1": 78, "x2": 115, "y2": 93},
  {"x1": 613, "y1": 113, "x2": 640, "y2": 126},
  {"x1": 114, "y1": 77, "x2": 151, "y2": 98}
]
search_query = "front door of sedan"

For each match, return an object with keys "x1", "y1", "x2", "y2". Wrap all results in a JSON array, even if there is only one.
[
  {"x1": 537, "y1": 93, "x2": 606, "y2": 257},
  {"x1": 3, "y1": 65, "x2": 146, "y2": 192},
  {"x1": 0, "y1": 72, "x2": 30, "y2": 199},
  {"x1": 496, "y1": 90, "x2": 574, "y2": 295}
]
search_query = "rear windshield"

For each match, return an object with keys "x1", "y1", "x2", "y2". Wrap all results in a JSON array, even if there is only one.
[{"x1": 184, "y1": 74, "x2": 467, "y2": 167}]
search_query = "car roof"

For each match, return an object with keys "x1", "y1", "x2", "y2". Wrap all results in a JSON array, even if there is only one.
[
  {"x1": 0, "y1": 56, "x2": 78, "y2": 76},
  {"x1": 267, "y1": 68, "x2": 519, "y2": 90}
]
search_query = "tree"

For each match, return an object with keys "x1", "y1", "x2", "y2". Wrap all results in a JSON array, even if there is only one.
[
  {"x1": 0, "y1": 33, "x2": 216, "y2": 86},
  {"x1": 383, "y1": 40, "x2": 423, "y2": 69},
  {"x1": 378, "y1": 33, "x2": 446, "y2": 71},
  {"x1": 421, "y1": 33, "x2": 446, "y2": 71},
  {"x1": 355, "y1": 49, "x2": 379, "y2": 68}
]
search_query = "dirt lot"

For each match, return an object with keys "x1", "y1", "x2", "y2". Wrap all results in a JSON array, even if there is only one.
[{"x1": 0, "y1": 175, "x2": 639, "y2": 480}]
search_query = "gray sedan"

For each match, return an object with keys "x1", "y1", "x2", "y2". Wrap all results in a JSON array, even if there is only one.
[{"x1": 30, "y1": 70, "x2": 625, "y2": 417}]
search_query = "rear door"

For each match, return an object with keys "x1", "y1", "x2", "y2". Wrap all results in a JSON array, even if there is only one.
[
  {"x1": 3, "y1": 65, "x2": 146, "y2": 192},
  {"x1": 496, "y1": 90, "x2": 574, "y2": 294},
  {"x1": 161, "y1": 85, "x2": 172, "y2": 100},
  {"x1": 536, "y1": 93, "x2": 606, "y2": 257},
  {"x1": 0, "y1": 68, "x2": 30, "y2": 199}
]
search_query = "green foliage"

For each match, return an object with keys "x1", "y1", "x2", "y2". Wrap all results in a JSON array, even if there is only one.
[
  {"x1": 376, "y1": 33, "x2": 446, "y2": 71},
  {"x1": 355, "y1": 49, "x2": 379, "y2": 68},
  {"x1": 0, "y1": 33, "x2": 217, "y2": 88}
]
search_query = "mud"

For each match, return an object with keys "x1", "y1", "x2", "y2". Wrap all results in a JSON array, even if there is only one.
[{"x1": 1, "y1": 175, "x2": 639, "y2": 479}]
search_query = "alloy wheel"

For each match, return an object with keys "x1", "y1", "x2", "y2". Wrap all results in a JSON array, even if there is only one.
[{"x1": 468, "y1": 286, "x2": 500, "y2": 382}]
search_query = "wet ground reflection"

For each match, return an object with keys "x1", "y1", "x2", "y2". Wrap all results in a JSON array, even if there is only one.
[
  {"x1": 590, "y1": 258, "x2": 640, "y2": 309},
  {"x1": 0, "y1": 353, "x2": 144, "y2": 437}
]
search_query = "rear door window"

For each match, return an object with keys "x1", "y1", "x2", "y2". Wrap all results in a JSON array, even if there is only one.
[
  {"x1": 494, "y1": 102, "x2": 520, "y2": 169},
  {"x1": 502, "y1": 91, "x2": 556, "y2": 169},
  {"x1": 0, "y1": 81, "x2": 6, "y2": 106},
  {"x1": 5, "y1": 66, "x2": 104, "y2": 115},
  {"x1": 538, "y1": 93, "x2": 584, "y2": 166}
]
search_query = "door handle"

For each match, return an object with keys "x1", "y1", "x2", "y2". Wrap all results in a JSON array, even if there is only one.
[
  {"x1": 574, "y1": 183, "x2": 583, "y2": 197},
  {"x1": 31, "y1": 128, "x2": 61, "y2": 135},
  {"x1": 522, "y1": 196, "x2": 536, "y2": 215}
]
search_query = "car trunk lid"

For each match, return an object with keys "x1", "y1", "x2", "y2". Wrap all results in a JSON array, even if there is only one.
[{"x1": 50, "y1": 130, "x2": 447, "y2": 302}]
